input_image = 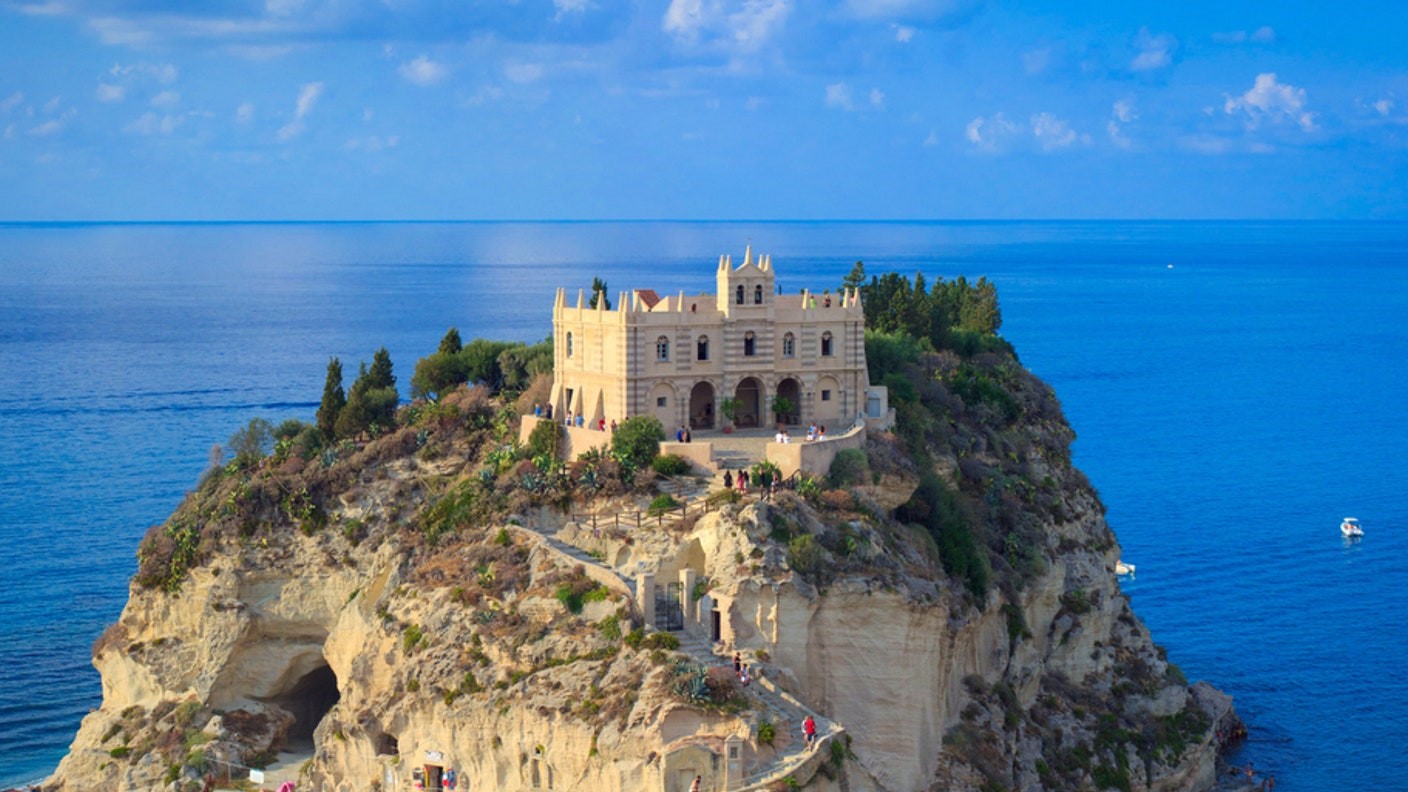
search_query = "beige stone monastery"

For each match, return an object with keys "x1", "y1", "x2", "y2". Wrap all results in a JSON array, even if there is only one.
[{"x1": 549, "y1": 247, "x2": 883, "y2": 432}]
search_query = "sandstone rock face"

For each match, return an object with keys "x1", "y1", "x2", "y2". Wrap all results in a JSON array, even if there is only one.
[{"x1": 51, "y1": 370, "x2": 1234, "y2": 792}]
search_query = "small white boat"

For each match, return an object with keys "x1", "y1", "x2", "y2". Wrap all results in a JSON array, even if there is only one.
[
  {"x1": 1341, "y1": 517, "x2": 1364, "y2": 538},
  {"x1": 1116, "y1": 560, "x2": 1136, "y2": 577}
]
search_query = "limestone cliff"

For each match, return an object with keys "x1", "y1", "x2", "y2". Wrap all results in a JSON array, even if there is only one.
[{"x1": 52, "y1": 352, "x2": 1240, "y2": 792}]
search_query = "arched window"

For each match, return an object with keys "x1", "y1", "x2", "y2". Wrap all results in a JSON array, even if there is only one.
[
  {"x1": 753, "y1": 285, "x2": 763, "y2": 304},
  {"x1": 735, "y1": 284, "x2": 744, "y2": 305},
  {"x1": 821, "y1": 331, "x2": 833, "y2": 356},
  {"x1": 697, "y1": 335, "x2": 709, "y2": 361},
  {"x1": 744, "y1": 331, "x2": 756, "y2": 357},
  {"x1": 656, "y1": 335, "x2": 670, "y2": 361},
  {"x1": 782, "y1": 332, "x2": 795, "y2": 357},
  {"x1": 566, "y1": 332, "x2": 574, "y2": 358}
]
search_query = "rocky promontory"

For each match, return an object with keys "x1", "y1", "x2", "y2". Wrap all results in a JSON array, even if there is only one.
[{"x1": 51, "y1": 334, "x2": 1240, "y2": 791}]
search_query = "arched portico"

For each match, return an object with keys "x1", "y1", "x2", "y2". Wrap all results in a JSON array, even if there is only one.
[
  {"x1": 774, "y1": 377, "x2": 802, "y2": 426},
  {"x1": 734, "y1": 377, "x2": 763, "y2": 428},
  {"x1": 689, "y1": 381, "x2": 716, "y2": 429}
]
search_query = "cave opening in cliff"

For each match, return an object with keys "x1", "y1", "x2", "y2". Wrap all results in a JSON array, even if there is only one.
[{"x1": 273, "y1": 663, "x2": 341, "y2": 747}]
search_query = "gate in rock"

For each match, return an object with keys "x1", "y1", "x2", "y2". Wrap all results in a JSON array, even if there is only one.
[{"x1": 655, "y1": 581, "x2": 684, "y2": 631}]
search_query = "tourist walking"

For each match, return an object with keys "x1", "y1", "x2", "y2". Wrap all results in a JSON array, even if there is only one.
[
  {"x1": 690, "y1": 774, "x2": 702, "y2": 792},
  {"x1": 802, "y1": 714, "x2": 817, "y2": 748},
  {"x1": 723, "y1": 470, "x2": 733, "y2": 489}
]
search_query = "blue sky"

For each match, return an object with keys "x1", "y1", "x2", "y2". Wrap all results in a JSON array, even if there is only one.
[{"x1": 1, "y1": 0, "x2": 1405, "y2": 220}]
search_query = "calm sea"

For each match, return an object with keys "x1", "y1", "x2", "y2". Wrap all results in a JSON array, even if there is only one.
[{"x1": 1, "y1": 221, "x2": 1405, "y2": 789}]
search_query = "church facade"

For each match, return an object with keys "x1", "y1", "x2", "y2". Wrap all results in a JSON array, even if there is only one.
[{"x1": 549, "y1": 248, "x2": 879, "y2": 432}]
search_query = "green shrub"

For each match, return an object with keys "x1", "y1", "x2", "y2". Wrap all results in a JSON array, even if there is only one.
[
  {"x1": 402, "y1": 624, "x2": 426, "y2": 653},
  {"x1": 612, "y1": 415, "x2": 665, "y2": 470},
  {"x1": 527, "y1": 418, "x2": 563, "y2": 460},
  {"x1": 787, "y1": 534, "x2": 824, "y2": 577},
  {"x1": 827, "y1": 448, "x2": 870, "y2": 488},
  {"x1": 624, "y1": 628, "x2": 646, "y2": 649},
  {"x1": 757, "y1": 718, "x2": 776, "y2": 746},
  {"x1": 1061, "y1": 589, "x2": 1092, "y2": 615},
  {"x1": 647, "y1": 494, "x2": 681, "y2": 516},
  {"x1": 643, "y1": 632, "x2": 679, "y2": 651},
  {"x1": 651, "y1": 454, "x2": 691, "y2": 476},
  {"x1": 598, "y1": 614, "x2": 622, "y2": 641}
]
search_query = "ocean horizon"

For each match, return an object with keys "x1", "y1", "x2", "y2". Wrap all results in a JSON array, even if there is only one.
[{"x1": 2, "y1": 220, "x2": 1405, "y2": 788}]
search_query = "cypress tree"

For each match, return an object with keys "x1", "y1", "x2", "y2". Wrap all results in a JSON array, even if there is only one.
[
  {"x1": 438, "y1": 327, "x2": 463, "y2": 355},
  {"x1": 316, "y1": 357, "x2": 345, "y2": 440},
  {"x1": 368, "y1": 347, "x2": 396, "y2": 391}
]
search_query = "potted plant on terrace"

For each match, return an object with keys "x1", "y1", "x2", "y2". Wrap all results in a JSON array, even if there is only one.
[
  {"x1": 771, "y1": 395, "x2": 796, "y2": 426},
  {"x1": 720, "y1": 397, "x2": 742, "y2": 434}
]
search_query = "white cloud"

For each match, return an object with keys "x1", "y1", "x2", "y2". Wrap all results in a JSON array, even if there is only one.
[
  {"x1": 398, "y1": 55, "x2": 447, "y2": 86},
  {"x1": 504, "y1": 61, "x2": 544, "y2": 84},
  {"x1": 1214, "y1": 27, "x2": 1275, "y2": 45},
  {"x1": 27, "y1": 107, "x2": 74, "y2": 137},
  {"x1": 825, "y1": 82, "x2": 853, "y2": 111},
  {"x1": 869, "y1": 88, "x2": 885, "y2": 108},
  {"x1": 1112, "y1": 98, "x2": 1136, "y2": 124},
  {"x1": 1130, "y1": 27, "x2": 1175, "y2": 72},
  {"x1": 893, "y1": 24, "x2": 915, "y2": 43},
  {"x1": 1031, "y1": 112, "x2": 1081, "y2": 150},
  {"x1": 462, "y1": 85, "x2": 504, "y2": 106},
  {"x1": 344, "y1": 134, "x2": 399, "y2": 152},
  {"x1": 553, "y1": 0, "x2": 590, "y2": 19},
  {"x1": 96, "y1": 83, "x2": 125, "y2": 102},
  {"x1": 125, "y1": 111, "x2": 182, "y2": 135},
  {"x1": 1373, "y1": 98, "x2": 1394, "y2": 117},
  {"x1": 294, "y1": 81, "x2": 322, "y2": 118},
  {"x1": 278, "y1": 81, "x2": 323, "y2": 141},
  {"x1": 4, "y1": 123, "x2": 13, "y2": 139},
  {"x1": 1224, "y1": 72, "x2": 1315, "y2": 131},
  {"x1": 843, "y1": 0, "x2": 968, "y2": 19},
  {"x1": 922, "y1": 129, "x2": 938, "y2": 146},
  {"x1": 236, "y1": 102, "x2": 254, "y2": 123},
  {"x1": 662, "y1": 0, "x2": 792, "y2": 53},
  {"x1": 744, "y1": 96, "x2": 766, "y2": 111},
  {"x1": 109, "y1": 62, "x2": 178, "y2": 84},
  {"x1": 264, "y1": 0, "x2": 305, "y2": 16},
  {"x1": 1107, "y1": 120, "x2": 1130, "y2": 149},
  {"x1": 150, "y1": 90, "x2": 180, "y2": 107},
  {"x1": 0, "y1": 92, "x2": 22, "y2": 114},
  {"x1": 42, "y1": 95, "x2": 62, "y2": 114},
  {"x1": 965, "y1": 112, "x2": 1016, "y2": 150}
]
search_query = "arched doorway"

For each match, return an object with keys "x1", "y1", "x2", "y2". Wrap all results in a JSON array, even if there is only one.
[
  {"x1": 689, "y1": 381, "x2": 715, "y2": 430},
  {"x1": 774, "y1": 378, "x2": 801, "y2": 426},
  {"x1": 734, "y1": 377, "x2": 763, "y2": 428}
]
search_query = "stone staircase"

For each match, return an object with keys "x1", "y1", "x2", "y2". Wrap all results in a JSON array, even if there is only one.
[
  {"x1": 672, "y1": 635, "x2": 843, "y2": 791},
  {"x1": 520, "y1": 473, "x2": 845, "y2": 790}
]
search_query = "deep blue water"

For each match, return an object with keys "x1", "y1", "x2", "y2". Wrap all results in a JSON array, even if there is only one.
[{"x1": 1, "y1": 221, "x2": 1405, "y2": 788}]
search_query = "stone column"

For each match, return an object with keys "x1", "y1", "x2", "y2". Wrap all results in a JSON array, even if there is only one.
[
  {"x1": 680, "y1": 568, "x2": 699, "y2": 633},
  {"x1": 638, "y1": 572, "x2": 656, "y2": 629}
]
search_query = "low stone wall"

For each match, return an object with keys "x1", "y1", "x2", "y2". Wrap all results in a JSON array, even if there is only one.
[
  {"x1": 519, "y1": 415, "x2": 612, "y2": 459},
  {"x1": 765, "y1": 423, "x2": 867, "y2": 478},
  {"x1": 659, "y1": 441, "x2": 716, "y2": 472}
]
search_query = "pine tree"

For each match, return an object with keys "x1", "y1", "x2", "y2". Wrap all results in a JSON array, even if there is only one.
[
  {"x1": 316, "y1": 357, "x2": 345, "y2": 440},
  {"x1": 841, "y1": 260, "x2": 866, "y2": 294}
]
